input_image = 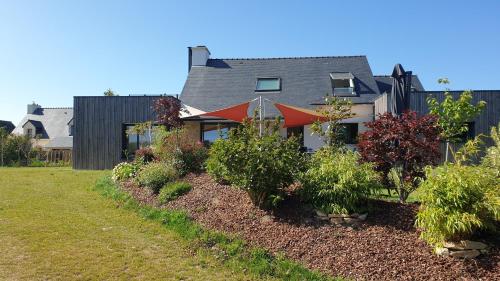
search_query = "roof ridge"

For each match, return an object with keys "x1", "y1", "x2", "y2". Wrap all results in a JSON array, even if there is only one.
[
  {"x1": 40, "y1": 107, "x2": 73, "y2": 109},
  {"x1": 212, "y1": 55, "x2": 366, "y2": 61}
]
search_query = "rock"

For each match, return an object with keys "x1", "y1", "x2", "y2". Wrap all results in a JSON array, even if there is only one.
[
  {"x1": 341, "y1": 214, "x2": 351, "y2": 218},
  {"x1": 449, "y1": 249, "x2": 480, "y2": 259},
  {"x1": 461, "y1": 240, "x2": 487, "y2": 250},
  {"x1": 343, "y1": 217, "x2": 358, "y2": 224},
  {"x1": 358, "y1": 213, "x2": 368, "y2": 221},
  {"x1": 328, "y1": 214, "x2": 344, "y2": 218},
  {"x1": 330, "y1": 217, "x2": 343, "y2": 224},
  {"x1": 316, "y1": 216, "x2": 329, "y2": 221},
  {"x1": 435, "y1": 247, "x2": 450, "y2": 256},
  {"x1": 260, "y1": 215, "x2": 273, "y2": 223},
  {"x1": 315, "y1": 210, "x2": 327, "y2": 217},
  {"x1": 444, "y1": 240, "x2": 487, "y2": 250},
  {"x1": 350, "y1": 213, "x2": 360, "y2": 218}
]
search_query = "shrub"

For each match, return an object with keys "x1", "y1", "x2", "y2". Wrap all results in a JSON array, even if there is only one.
[
  {"x1": 206, "y1": 119, "x2": 306, "y2": 209},
  {"x1": 112, "y1": 162, "x2": 139, "y2": 182},
  {"x1": 358, "y1": 111, "x2": 441, "y2": 202},
  {"x1": 483, "y1": 123, "x2": 500, "y2": 175},
  {"x1": 415, "y1": 164, "x2": 500, "y2": 246},
  {"x1": 135, "y1": 146, "x2": 156, "y2": 164},
  {"x1": 136, "y1": 161, "x2": 178, "y2": 193},
  {"x1": 300, "y1": 148, "x2": 381, "y2": 214},
  {"x1": 158, "y1": 182, "x2": 192, "y2": 203},
  {"x1": 153, "y1": 127, "x2": 208, "y2": 176}
]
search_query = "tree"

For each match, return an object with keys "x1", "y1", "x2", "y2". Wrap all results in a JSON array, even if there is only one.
[
  {"x1": 427, "y1": 83, "x2": 486, "y2": 162},
  {"x1": 358, "y1": 111, "x2": 441, "y2": 202},
  {"x1": 0, "y1": 127, "x2": 8, "y2": 166},
  {"x1": 311, "y1": 95, "x2": 354, "y2": 148},
  {"x1": 103, "y1": 88, "x2": 116, "y2": 96},
  {"x1": 153, "y1": 96, "x2": 184, "y2": 129},
  {"x1": 127, "y1": 121, "x2": 153, "y2": 145}
]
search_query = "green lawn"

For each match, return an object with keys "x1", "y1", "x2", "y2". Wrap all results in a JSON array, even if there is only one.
[{"x1": 0, "y1": 167, "x2": 263, "y2": 280}]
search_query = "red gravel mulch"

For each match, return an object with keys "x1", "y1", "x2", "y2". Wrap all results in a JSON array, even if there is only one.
[{"x1": 123, "y1": 173, "x2": 500, "y2": 281}]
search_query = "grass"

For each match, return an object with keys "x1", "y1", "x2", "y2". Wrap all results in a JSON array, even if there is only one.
[
  {"x1": 94, "y1": 175, "x2": 339, "y2": 281},
  {"x1": 0, "y1": 167, "x2": 270, "y2": 280},
  {"x1": 372, "y1": 188, "x2": 422, "y2": 203}
]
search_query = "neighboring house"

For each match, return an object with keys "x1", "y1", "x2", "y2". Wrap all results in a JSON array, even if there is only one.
[
  {"x1": 13, "y1": 103, "x2": 74, "y2": 160},
  {"x1": 0, "y1": 120, "x2": 15, "y2": 133},
  {"x1": 73, "y1": 46, "x2": 500, "y2": 170}
]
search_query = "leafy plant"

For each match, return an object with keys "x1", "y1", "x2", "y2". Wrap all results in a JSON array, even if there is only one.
[
  {"x1": 206, "y1": 118, "x2": 306, "y2": 209},
  {"x1": 311, "y1": 95, "x2": 354, "y2": 148},
  {"x1": 153, "y1": 96, "x2": 184, "y2": 128},
  {"x1": 153, "y1": 126, "x2": 207, "y2": 176},
  {"x1": 103, "y1": 88, "x2": 116, "y2": 96},
  {"x1": 134, "y1": 146, "x2": 156, "y2": 164},
  {"x1": 482, "y1": 123, "x2": 500, "y2": 175},
  {"x1": 416, "y1": 163, "x2": 499, "y2": 246},
  {"x1": 158, "y1": 182, "x2": 192, "y2": 203},
  {"x1": 111, "y1": 162, "x2": 139, "y2": 182},
  {"x1": 427, "y1": 88, "x2": 486, "y2": 162},
  {"x1": 136, "y1": 161, "x2": 178, "y2": 193},
  {"x1": 299, "y1": 148, "x2": 381, "y2": 214},
  {"x1": 358, "y1": 111, "x2": 441, "y2": 202}
]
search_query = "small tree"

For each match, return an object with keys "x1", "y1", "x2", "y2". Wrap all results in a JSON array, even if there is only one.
[
  {"x1": 0, "y1": 128, "x2": 8, "y2": 166},
  {"x1": 104, "y1": 88, "x2": 116, "y2": 96},
  {"x1": 127, "y1": 121, "x2": 154, "y2": 145},
  {"x1": 358, "y1": 111, "x2": 441, "y2": 202},
  {"x1": 311, "y1": 95, "x2": 354, "y2": 149},
  {"x1": 153, "y1": 96, "x2": 184, "y2": 129},
  {"x1": 427, "y1": 82, "x2": 486, "y2": 162}
]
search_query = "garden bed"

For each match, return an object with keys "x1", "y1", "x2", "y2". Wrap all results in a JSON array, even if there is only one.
[{"x1": 124, "y1": 173, "x2": 500, "y2": 280}]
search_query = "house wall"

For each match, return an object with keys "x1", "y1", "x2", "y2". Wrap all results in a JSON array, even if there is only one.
[
  {"x1": 73, "y1": 96, "x2": 161, "y2": 170},
  {"x1": 304, "y1": 104, "x2": 374, "y2": 151}
]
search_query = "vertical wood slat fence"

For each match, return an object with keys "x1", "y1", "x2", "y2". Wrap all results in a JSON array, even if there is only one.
[{"x1": 47, "y1": 149, "x2": 72, "y2": 163}]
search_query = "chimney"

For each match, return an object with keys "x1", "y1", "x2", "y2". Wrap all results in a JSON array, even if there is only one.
[
  {"x1": 27, "y1": 102, "x2": 41, "y2": 114},
  {"x1": 188, "y1": 45, "x2": 210, "y2": 72}
]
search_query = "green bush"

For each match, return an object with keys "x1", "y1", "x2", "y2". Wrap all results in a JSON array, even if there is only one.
[
  {"x1": 483, "y1": 123, "x2": 500, "y2": 175},
  {"x1": 299, "y1": 148, "x2": 381, "y2": 214},
  {"x1": 111, "y1": 162, "x2": 139, "y2": 182},
  {"x1": 206, "y1": 119, "x2": 306, "y2": 209},
  {"x1": 416, "y1": 164, "x2": 500, "y2": 246},
  {"x1": 158, "y1": 181, "x2": 192, "y2": 203},
  {"x1": 153, "y1": 127, "x2": 208, "y2": 176},
  {"x1": 136, "y1": 161, "x2": 178, "y2": 193}
]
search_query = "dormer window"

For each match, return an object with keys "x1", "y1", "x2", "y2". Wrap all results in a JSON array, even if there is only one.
[
  {"x1": 330, "y1": 73, "x2": 355, "y2": 96},
  {"x1": 256, "y1": 78, "x2": 281, "y2": 92}
]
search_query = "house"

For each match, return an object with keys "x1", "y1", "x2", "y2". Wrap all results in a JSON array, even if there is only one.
[
  {"x1": 0, "y1": 120, "x2": 15, "y2": 133},
  {"x1": 73, "y1": 46, "x2": 500, "y2": 170},
  {"x1": 13, "y1": 103, "x2": 74, "y2": 161}
]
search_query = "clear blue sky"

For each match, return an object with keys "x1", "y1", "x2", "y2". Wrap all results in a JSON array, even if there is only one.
[{"x1": 1, "y1": 0, "x2": 500, "y2": 124}]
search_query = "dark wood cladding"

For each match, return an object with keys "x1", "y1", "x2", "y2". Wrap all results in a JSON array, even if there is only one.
[
  {"x1": 73, "y1": 96, "x2": 160, "y2": 170},
  {"x1": 409, "y1": 90, "x2": 500, "y2": 137}
]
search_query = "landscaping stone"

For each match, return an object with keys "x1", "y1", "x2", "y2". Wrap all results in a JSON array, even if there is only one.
[
  {"x1": 343, "y1": 217, "x2": 358, "y2": 224},
  {"x1": 443, "y1": 240, "x2": 487, "y2": 251},
  {"x1": 315, "y1": 210, "x2": 327, "y2": 217},
  {"x1": 328, "y1": 214, "x2": 344, "y2": 218},
  {"x1": 449, "y1": 249, "x2": 480, "y2": 259},
  {"x1": 435, "y1": 247, "x2": 450, "y2": 257},
  {"x1": 358, "y1": 213, "x2": 368, "y2": 221},
  {"x1": 330, "y1": 217, "x2": 343, "y2": 224},
  {"x1": 260, "y1": 215, "x2": 273, "y2": 224}
]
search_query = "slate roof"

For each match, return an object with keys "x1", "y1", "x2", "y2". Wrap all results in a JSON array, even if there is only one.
[
  {"x1": 374, "y1": 75, "x2": 425, "y2": 94},
  {"x1": 13, "y1": 108, "x2": 73, "y2": 144},
  {"x1": 45, "y1": 136, "x2": 73, "y2": 149},
  {"x1": 0, "y1": 120, "x2": 15, "y2": 133},
  {"x1": 180, "y1": 56, "x2": 381, "y2": 117}
]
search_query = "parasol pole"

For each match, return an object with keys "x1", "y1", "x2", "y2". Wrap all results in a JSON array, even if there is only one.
[{"x1": 259, "y1": 95, "x2": 263, "y2": 136}]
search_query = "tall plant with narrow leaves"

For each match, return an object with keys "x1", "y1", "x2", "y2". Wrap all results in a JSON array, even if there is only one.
[{"x1": 358, "y1": 111, "x2": 441, "y2": 202}]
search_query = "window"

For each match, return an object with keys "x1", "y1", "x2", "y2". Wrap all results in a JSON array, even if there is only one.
[
  {"x1": 122, "y1": 124, "x2": 155, "y2": 158},
  {"x1": 26, "y1": 128, "x2": 33, "y2": 137},
  {"x1": 330, "y1": 73, "x2": 355, "y2": 96},
  {"x1": 201, "y1": 123, "x2": 238, "y2": 145},
  {"x1": 338, "y1": 123, "x2": 358, "y2": 144},
  {"x1": 256, "y1": 78, "x2": 281, "y2": 92},
  {"x1": 287, "y1": 126, "x2": 304, "y2": 147}
]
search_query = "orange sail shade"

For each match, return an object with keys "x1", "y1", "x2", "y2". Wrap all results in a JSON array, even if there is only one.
[
  {"x1": 201, "y1": 101, "x2": 250, "y2": 123},
  {"x1": 274, "y1": 103, "x2": 328, "y2": 128}
]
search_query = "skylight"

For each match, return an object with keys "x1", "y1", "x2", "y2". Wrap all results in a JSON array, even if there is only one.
[{"x1": 256, "y1": 78, "x2": 281, "y2": 92}]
